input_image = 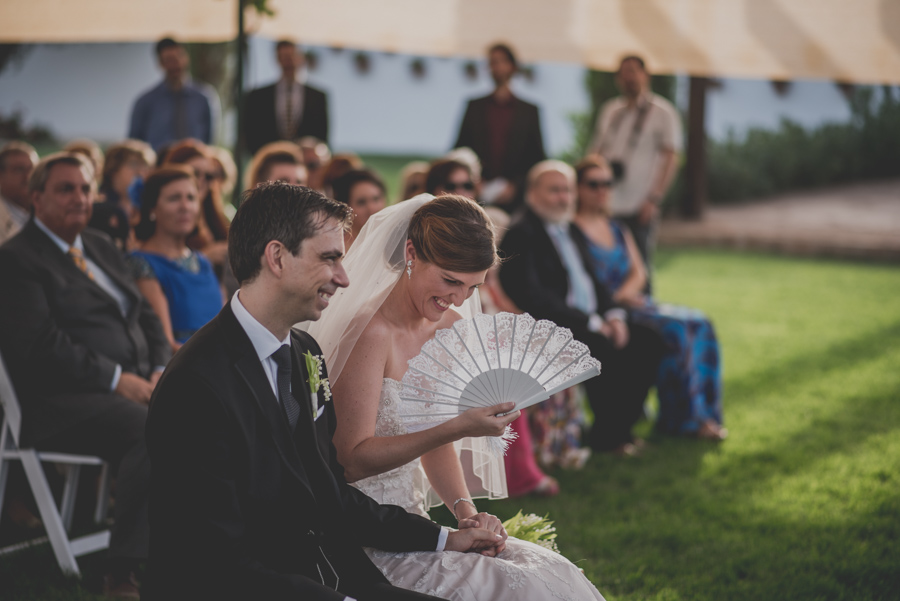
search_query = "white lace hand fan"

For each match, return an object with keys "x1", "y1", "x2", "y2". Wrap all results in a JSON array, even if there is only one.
[{"x1": 399, "y1": 312, "x2": 601, "y2": 453}]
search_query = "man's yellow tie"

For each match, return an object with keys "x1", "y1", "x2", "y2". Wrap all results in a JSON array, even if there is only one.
[{"x1": 68, "y1": 247, "x2": 94, "y2": 280}]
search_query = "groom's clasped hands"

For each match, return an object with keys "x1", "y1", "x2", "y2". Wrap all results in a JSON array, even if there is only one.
[{"x1": 445, "y1": 512, "x2": 509, "y2": 557}]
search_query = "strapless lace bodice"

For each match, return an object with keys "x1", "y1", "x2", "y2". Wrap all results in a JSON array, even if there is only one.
[{"x1": 351, "y1": 379, "x2": 431, "y2": 518}]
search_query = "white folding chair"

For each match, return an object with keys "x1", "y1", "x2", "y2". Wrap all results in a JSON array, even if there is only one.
[{"x1": 0, "y1": 350, "x2": 111, "y2": 576}]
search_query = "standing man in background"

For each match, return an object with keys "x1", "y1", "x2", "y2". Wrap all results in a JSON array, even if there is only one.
[
  {"x1": 589, "y1": 55, "x2": 682, "y2": 292},
  {"x1": 454, "y1": 43, "x2": 546, "y2": 213},
  {"x1": 129, "y1": 38, "x2": 220, "y2": 151},
  {"x1": 0, "y1": 141, "x2": 38, "y2": 245},
  {"x1": 244, "y1": 40, "x2": 330, "y2": 155}
]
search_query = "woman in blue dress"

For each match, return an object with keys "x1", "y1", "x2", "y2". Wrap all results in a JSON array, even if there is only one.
[
  {"x1": 573, "y1": 155, "x2": 726, "y2": 440},
  {"x1": 128, "y1": 166, "x2": 223, "y2": 352}
]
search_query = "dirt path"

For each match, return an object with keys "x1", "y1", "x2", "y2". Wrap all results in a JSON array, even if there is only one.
[{"x1": 658, "y1": 179, "x2": 900, "y2": 262}]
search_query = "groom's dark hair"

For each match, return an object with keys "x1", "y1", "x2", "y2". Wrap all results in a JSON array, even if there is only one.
[{"x1": 229, "y1": 182, "x2": 352, "y2": 284}]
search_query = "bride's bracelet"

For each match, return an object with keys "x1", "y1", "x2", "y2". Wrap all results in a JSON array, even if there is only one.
[{"x1": 452, "y1": 497, "x2": 477, "y2": 519}]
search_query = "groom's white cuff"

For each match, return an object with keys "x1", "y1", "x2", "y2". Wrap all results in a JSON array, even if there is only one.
[{"x1": 436, "y1": 526, "x2": 449, "y2": 551}]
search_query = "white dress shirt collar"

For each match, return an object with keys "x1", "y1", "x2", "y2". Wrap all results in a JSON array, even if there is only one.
[
  {"x1": 230, "y1": 290, "x2": 291, "y2": 363},
  {"x1": 34, "y1": 216, "x2": 81, "y2": 253}
]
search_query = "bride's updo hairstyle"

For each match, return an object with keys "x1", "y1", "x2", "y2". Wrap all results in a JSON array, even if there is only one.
[{"x1": 408, "y1": 195, "x2": 498, "y2": 273}]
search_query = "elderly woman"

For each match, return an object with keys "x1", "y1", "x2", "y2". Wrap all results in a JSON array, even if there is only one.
[
  {"x1": 129, "y1": 167, "x2": 223, "y2": 352},
  {"x1": 574, "y1": 155, "x2": 725, "y2": 440},
  {"x1": 331, "y1": 169, "x2": 387, "y2": 249}
]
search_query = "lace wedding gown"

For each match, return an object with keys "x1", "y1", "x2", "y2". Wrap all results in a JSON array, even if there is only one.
[{"x1": 352, "y1": 379, "x2": 606, "y2": 601}]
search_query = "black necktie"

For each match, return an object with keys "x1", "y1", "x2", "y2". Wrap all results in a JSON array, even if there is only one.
[{"x1": 271, "y1": 345, "x2": 301, "y2": 430}]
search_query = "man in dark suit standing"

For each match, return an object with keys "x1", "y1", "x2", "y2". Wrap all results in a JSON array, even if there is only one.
[
  {"x1": 145, "y1": 183, "x2": 500, "y2": 601},
  {"x1": 0, "y1": 152, "x2": 172, "y2": 598},
  {"x1": 244, "y1": 40, "x2": 330, "y2": 155},
  {"x1": 498, "y1": 160, "x2": 663, "y2": 456},
  {"x1": 454, "y1": 43, "x2": 546, "y2": 213}
]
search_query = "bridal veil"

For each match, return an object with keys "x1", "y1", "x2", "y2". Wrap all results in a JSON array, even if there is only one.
[{"x1": 301, "y1": 194, "x2": 509, "y2": 506}]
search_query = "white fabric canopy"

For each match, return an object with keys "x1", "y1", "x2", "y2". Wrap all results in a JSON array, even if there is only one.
[{"x1": 2, "y1": 0, "x2": 899, "y2": 84}]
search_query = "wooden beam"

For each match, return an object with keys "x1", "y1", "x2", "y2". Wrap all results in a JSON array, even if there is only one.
[{"x1": 683, "y1": 76, "x2": 708, "y2": 219}]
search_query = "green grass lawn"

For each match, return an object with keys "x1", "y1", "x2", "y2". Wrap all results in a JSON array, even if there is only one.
[{"x1": 2, "y1": 250, "x2": 898, "y2": 600}]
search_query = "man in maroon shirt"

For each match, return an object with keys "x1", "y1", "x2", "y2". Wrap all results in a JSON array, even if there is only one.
[{"x1": 454, "y1": 43, "x2": 546, "y2": 213}]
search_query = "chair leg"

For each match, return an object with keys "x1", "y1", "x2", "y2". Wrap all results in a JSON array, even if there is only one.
[
  {"x1": 94, "y1": 463, "x2": 110, "y2": 524},
  {"x1": 60, "y1": 464, "x2": 80, "y2": 532},
  {"x1": 0, "y1": 421, "x2": 10, "y2": 520},
  {"x1": 19, "y1": 451, "x2": 81, "y2": 576}
]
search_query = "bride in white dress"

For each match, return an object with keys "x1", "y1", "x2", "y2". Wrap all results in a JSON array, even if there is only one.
[{"x1": 305, "y1": 194, "x2": 605, "y2": 601}]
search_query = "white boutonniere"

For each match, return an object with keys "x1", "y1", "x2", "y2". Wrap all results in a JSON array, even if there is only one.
[{"x1": 303, "y1": 351, "x2": 332, "y2": 402}]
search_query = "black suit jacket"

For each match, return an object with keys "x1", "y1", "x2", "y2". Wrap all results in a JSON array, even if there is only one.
[
  {"x1": 454, "y1": 93, "x2": 546, "y2": 208},
  {"x1": 0, "y1": 220, "x2": 171, "y2": 443},
  {"x1": 244, "y1": 83, "x2": 329, "y2": 154},
  {"x1": 145, "y1": 304, "x2": 440, "y2": 601},
  {"x1": 498, "y1": 208, "x2": 618, "y2": 334}
]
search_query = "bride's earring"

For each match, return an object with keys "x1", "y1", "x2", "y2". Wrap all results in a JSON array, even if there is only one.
[{"x1": 406, "y1": 260, "x2": 412, "y2": 279}]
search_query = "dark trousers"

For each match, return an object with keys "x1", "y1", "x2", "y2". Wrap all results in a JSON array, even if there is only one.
[
  {"x1": 576, "y1": 323, "x2": 663, "y2": 451},
  {"x1": 33, "y1": 393, "x2": 150, "y2": 560},
  {"x1": 617, "y1": 214, "x2": 657, "y2": 295}
]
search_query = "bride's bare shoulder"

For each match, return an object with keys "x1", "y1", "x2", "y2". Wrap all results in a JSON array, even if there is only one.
[{"x1": 357, "y1": 311, "x2": 393, "y2": 348}]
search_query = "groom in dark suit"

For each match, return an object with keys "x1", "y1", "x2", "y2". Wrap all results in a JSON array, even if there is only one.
[
  {"x1": 146, "y1": 182, "x2": 500, "y2": 601},
  {"x1": 0, "y1": 152, "x2": 171, "y2": 597}
]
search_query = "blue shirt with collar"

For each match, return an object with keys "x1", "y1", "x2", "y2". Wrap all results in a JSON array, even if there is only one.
[{"x1": 129, "y1": 79, "x2": 216, "y2": 150}]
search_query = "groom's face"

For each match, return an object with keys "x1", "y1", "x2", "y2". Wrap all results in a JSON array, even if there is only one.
[{"x1": 283, "y1": 216, "x2": 349, "y2": 322}]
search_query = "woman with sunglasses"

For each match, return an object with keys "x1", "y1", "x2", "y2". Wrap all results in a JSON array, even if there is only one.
[
  {"x1": 425, "y1": 159, "x2": 478, "y2": 200},
  {"x1": 574, "y1": 155, "x2": 726, "y2": 441}
]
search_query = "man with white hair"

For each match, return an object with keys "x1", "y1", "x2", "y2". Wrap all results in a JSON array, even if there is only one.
[{"x1": 499, "y1": 160, "x2": 663, "y2": 455}]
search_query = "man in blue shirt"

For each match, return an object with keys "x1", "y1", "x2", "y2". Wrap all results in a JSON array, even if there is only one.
[{"x1": 129, "y1": 38, "x2": 219, "y2": 152}]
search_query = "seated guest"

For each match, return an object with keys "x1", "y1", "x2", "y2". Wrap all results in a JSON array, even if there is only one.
[
  {"x1": 445, "y1": 146, "x2": 483, "y2": 195},
  {"x1": 208, "y1": 146, "x2": 238, "y2": 215},
  {"x1": 574, "y1": 156, "x2": 725, "y2": 439},
  {"x1": 89, "y1": 139, "x2": 156, "y2": 251},
  {"x1": 64, "y1": 138, "x2": 105, "y2": 186},
  {"x1": 396, "y1": 160, "x2": 429, "y2": 202},
  {"x1": 163, "y1": 139, "x2": 230, "y2": 269},
  {"x1": 321, "y1": 152, "x2": 363, "y2": 197},
  {"x1": 0, "y1": 152, "x2": 171, "y2": 598},
  {"x1": 297, "y1": 136, "x2": 331, "y2": 192},
  {"x1": 245, "y1": 141, "x2": 308, "y2": 190},
  {"x1": 498, "y1": 160, "x2": 663, "y2": 456},
  {"x1": 129, "y1": 167, "x2": 223, "y2": 352},
  {"x1": 331, "y1": 168, "x2": 386, "y2": 249},
  {"x1": 425, "y1": 159, "x2": 477, "y2": 200},
  {"x1": 529, "y1": 387, "x2": 592, "y2": 469},
  {"x1": 0, "y1": 141, "x2": 38, "y2": 245}
]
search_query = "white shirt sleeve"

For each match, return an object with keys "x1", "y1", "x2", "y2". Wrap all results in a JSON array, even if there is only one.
[
  {"x1": 110, "y1": 364, "x2": 122, "y2": 391},
  {"x1": 436, "y1": 526, "x2": 450, "y2": 551}
]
